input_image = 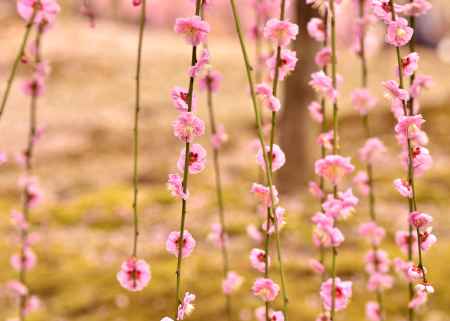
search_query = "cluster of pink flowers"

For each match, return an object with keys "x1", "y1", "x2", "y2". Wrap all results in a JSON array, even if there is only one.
[
  {"x1": 371, "y1": 0, "x2": 436, "y2": 314},
  {"x1": 307, "y1": 2, "x2": 355, "y2": 320},
  {"x1": 161, "y1": 6, "x2": 211, "y2": 320},
  {"x1": 4, "y1": 2, "x2": 60, "y2": 319}
]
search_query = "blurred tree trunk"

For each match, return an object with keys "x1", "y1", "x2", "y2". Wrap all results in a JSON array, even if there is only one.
[{"x1": 278, "y1": 0, "x2": 318, "y2": 195}]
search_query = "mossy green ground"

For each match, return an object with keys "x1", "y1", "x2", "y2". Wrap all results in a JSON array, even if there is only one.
[{"x1": 0, "y1": 14, "x2": 449, "y2": 321}]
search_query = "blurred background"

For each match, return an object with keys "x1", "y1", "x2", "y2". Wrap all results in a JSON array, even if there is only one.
[{"x1": 0, "y1": 0, "x2": 449, "y2": 320}]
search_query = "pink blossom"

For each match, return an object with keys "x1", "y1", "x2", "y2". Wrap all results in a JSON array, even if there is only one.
[
  {"x1": 167, "y1": 173, "x2": 189, "y2": 200},
  {"x1": 188, "y1": 48, "x2": 209, "y2": 78},
  {"x1": 247, "y1": 224, "x2": 263, "y2": 242},
  {"x1": 174, "y1": 16, "x2": 210, "y2": 46},
  {"x1": 401, "y1": 52, "x2": 419, "y2": 77},
  {"x1": 371, "y1": 0, "x2": 399, "y2": 23},
  {"x1": 211, "y1": 124, "x2": 228, "y2": 150},
  {"x1": 312, "y1": 212, "x2": 334, "y2": 228},
  {"x1": 266, "y1": 49, "x2": 297, "y2": 80},
  {"x1": 17, "y1": 0, "x2": 61, "y2": 28},
  {"x1": 255, "y1": 83, "x2": 281, "y2": 112},
  {"x1": 409, "y1": 211, "x2": 432, "y2": 229},
  {"x1": 393, "y1": 258, "x2": 414, "y2": 280},
  {"x1": 251, "y1": 183, "x2": 279, "y2": 208},
  {"x1": 419, "y1": 228, "x2": 437, "y2": 251},
  {"x1": 309, "y1": 258, "x2": 325, "y2": 274},
  {"x1": 315, "y1": 155, "x2": 355, "y2": 185},
  {"x1": 402, "y1": 146, "x2": 432, "y2": 176},
  {"x1": 308, "y1": 181, "x2": 324, "y2": 199},
  {"x1": 177, "y1": 292, "x2": 196, "y2": 320},
  {"x1": 409, "y1": 286, "x2": 428, "y2": 309},
  {"x1": 382, "y1": 80, "x2": 409, "y2": 101},
  {"x1": 309, "y1": 71, "x2": 337, "y2": 102},
  {"x1": 222, "y1": 271, "x2": 243, "y2": 294},
  {"x1": 386, "y1": 18, "x2": 413, "y2": 47},
  {"x1": 21, "y1": 77, "x2": 45, "y2": 97},
  {"x1": 353, "y1": 171, "x2": 369, "y2": 196},
  {"x1": 24, "y1": 295, "x2": 41, "y2": 314},
  {"x1": 313, "y1": 224, "x2": 344, "y2": 248},
  {"x1": 132, "y1": 0, "x2": 141, "y2": 6},
  {"x1": 256, "y1": 144, "x2": 286, "y2": 172},
  {"x1": 390, "y1": 98, "x2": 404, "y2": 120},
  {"x1": 263, "y1": 18, "x2": 299, "y2": 47},
  {"x1": 208, "y1": 223, "x2": 228, "y2": 248},
  {"x1": 161, "y1": 318, "x2": 174, "y2": 321},
  {"x1": 307, "y1": 18, "x2": 325, "y2": 42},
  {"x1": 0, "y1": 152, "x2": 6, "y2": 165},
  {"x1": 410, "y1": 75, "x2": 432, "y2": 99},
  {"x1": 7, "y1": 280, "x2": 28, "y2": 296},
  {"x1": 250, "y1": 248, "x2": 270, "y2": 273},
  {"x1": 407, "y1": 265, "x2": 425, "y2": 280},
  {"x1": 393, "y1": 178, "x2": 413, "y2": 198},
  {"x1": 10, "y1": 248, "x2": 37, "y2": 271},
  {"x1": 262, "y1": 206, "x2": 286, "y2": 234},
  {"x1": 315, "y1": 47, "x2": 332, "y2": 67},
  {"x1": 401, "y1": 0, "x2": 432, "y2": 17},
  {"x1": 270, "y1": 311, "x2": 285, "y2": 321},
  {"x1": 320, "y1": 278, "x2": 352, "y2": 311},
  {"x1": 308, "y1": 101, "x2": 323, "y2": 123},
  {"x1": 368, "y1": 273, "x2": 394, "y2": 291},
  {"x1": 365, "y1": 249, "x2": 390, "y2": 273},
  {"x1": 315, "y1": 314, "x2": 331, "y2": 321},
  {"x1": 252, "y1": 278, "x2": 280, "y2": 302},
  {"x1": 359, "y1": 138, "x2": 386, "y2": 163},
  {"x1": 394, "y1": 114, "x2": 425, "y2": 144},
  {"x1": 255, "y1": 307, "x2": 284, "y2": 321},
  {"x1": 166, "y1": 230, "x2": 196, "y2": 258},
  {"x1": 395, "y1": 230, "x2": 418, "y2": 254},
  {"x1": 177, "y1": 143, "x2": 207, "y2": 174},
  {"x1": 171, "y1": 86, "x2": 197, "y2": 112},
  {"x1": 351, "y1": 89, "x2": 377, "y2": 115},
  {"x1": 199, "y1": 70, "x2": 222, "y2": 93},
  {"x1": 317, "y1": 131, "x2": 334, "y2": 151},
  {"x1": 116, "y1": 257, "x2": 151, "y2": 292},
  {"x1": 11, "y1": 210, "x2": 29, "y2": 230},
  {"x1": 366, "y1": 301, "x2": 381, "y2": 321},
  {"x1": 322, "y1": 189, "x2": 358, "y2": 220},
  {"x1": 173, "y1": 112, "x2": 205, "y2": 143},
  {"x1": 359, "y1": 222, "x2": 386, "y2": 246}
]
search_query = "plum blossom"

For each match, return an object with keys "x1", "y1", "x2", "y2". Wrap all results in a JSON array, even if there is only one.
[
  {"x1": 308, "y1": 101, "x2": 323, "y2": 123},
  {"x1": 401, "y1": 52, "x2": 419, "y2": 77},
  {"x1": 116, "y1": 257, "x2": 151, "y2": 292},
  {"x1": 211, "y1": 124, "x2": 228, "y2": 149},
  {"x1": 174, "y1": 16, "x2": 210, "y2": 46},
  {"x1": 177, "y1": 143, "x2": 207, "y2": 174},
  {"x1": 309, "y1": 258, "x2": 325, "y2": 274},
  {"x1": 171, "y1": 86, "x2": 197, "y2": 112},
  {"x1": 177, "y1": 292, "x2": 196, "y2": 320},
  {"x1": 320, "y1": 278, "x2": 352, "y2": 311},
  {"x1": 173, "y1": 112, "x2": 205, "y2": 143},
  {"x1": 401, "y1": 0, "x2": 432, "y2": 17},
  {"x1": 17, "y1": 0, "x2": 61, "y2": 28},
  {"x1": 382, "y1": 80, "x2": 409, "y2": 101},
  {"x1": 393, "y1": 178, "x2": 413, "y2": 198},
  {"x1": 262, "y1": 206, "x2": 286, "y2": 234},
  {"x1": 222, "y1": 271, "x2": 244, "y2": 294},
  {"x1": 351, "y1": 89, "x2": 377, "y2": 115},
  {"x1": 252, "y1": 278, "x2": 280, "y2": 302},
  {"x1": 365, "y1": 250, "x2": 390, "y2": 274},
  {"x1": 353, "y1": 171, "x2": 370, "y2": 196},
  {"x1": 10, "y1": 247, "x2": 37, "y2": 271},
  {"x1": 309, "y1": 71, "x2": 337, "y2": 102},
  {"x1": 315, "y1": 155, "x2": 355, "y2": 185},
  {"x1": 167, "y1": 173, "x2": 189, "y2": 200},
  {"x1": 409, "y1": 211, "x2": 432, "y2": 229},
  {"x1": 359, "y1": 138, "x2": 386, "y2": 163},
  {"x1": 366, "y1": 301, "x2": 381, "y2": 321},
  {"x1": 250, "y1": 248, "x2": 270, "y2": 273},
  {"x1": 359, "y1": 222, "x2": 386, "y2": 246},
  {"x1": 21, "y1": 77, "x2": 45, "y2": 97},
  {"x1": 410, "y1": 75, "x2": 432, "y2": 99},
  {"x1": 188, "y1": 48, "x2": 209, "y2": 78},
  {"x1": 263, "y1": 18, "x2": 299, "y2": 47},
  {"x1": 315, "y1": 47, "x2": 332, "y2": 67},
  {"x1": 367, "y1": 273, "x2": 394, "y2": 291},
  {"x1": 199, "y1": 70, "x2": 222, "y2": 92},
  {"x1": 251, "y1": 183, "x2": 279, "y2": 208},
  {"x1": 385, "y1": 18, "x2": 413, "y2": 47},
  {"x1": 208, "y1": 223, "x2": 228, "y2": 248},
  {"x1": 256, "y1": 144, "x2": 286, "y2": 172},
  {"x1": 255, "y1": 83, "x2": 281, "y2": 112},
  {"x1": 307, "y1": 18, "x2": 325, "y2": 42},
  {"x1": 266, "y1": 48, "x2": 297, "y2": 80},
  {"x1": 308, "y1": 181, "x2": 324, "y2": 199},
  {"x1": 166, "y1": 230, "x2": 196, "y2": 258}
]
